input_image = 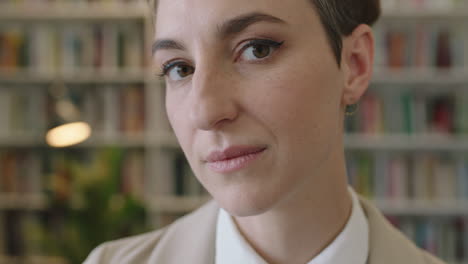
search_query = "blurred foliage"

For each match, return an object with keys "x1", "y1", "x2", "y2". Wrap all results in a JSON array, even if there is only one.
[{"x1": 43, "y1": 147, "x2": 150, "y2": 264}]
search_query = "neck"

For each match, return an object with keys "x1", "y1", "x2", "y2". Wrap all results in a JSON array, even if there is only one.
[{"x1": 233, "y1": 149, "x2": 352, "y2": 264}]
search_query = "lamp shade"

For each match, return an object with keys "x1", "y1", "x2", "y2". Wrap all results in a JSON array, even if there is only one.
[
  {"x1": 46, "y1": 121, "x2": 91, "y2": 148},
  {"x1": 46, "y1": 82, "x2": 92, "y2": 147}
]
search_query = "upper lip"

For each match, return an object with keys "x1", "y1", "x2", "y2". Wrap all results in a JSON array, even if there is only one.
[{"x1": 205, "y1": 145, "x2": 267, "y2": 162}]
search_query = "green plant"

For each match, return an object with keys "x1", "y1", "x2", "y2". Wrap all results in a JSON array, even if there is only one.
[{"x1": 45, "y1": 147, "x2": 149, "y2": 264}]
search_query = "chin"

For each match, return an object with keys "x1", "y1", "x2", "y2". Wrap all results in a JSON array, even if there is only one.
[{"x1": 213, "y1": 187, "x2": 282, "y2": 217}]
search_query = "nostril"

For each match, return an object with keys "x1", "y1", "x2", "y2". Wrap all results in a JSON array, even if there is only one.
[{"x1": 189, "y1": 93, "x2": 239, "y2": 131}]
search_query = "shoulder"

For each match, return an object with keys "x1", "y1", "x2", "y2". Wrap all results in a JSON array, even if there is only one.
[
  {"x1": 82, "y1": 226, "x2": 168, "y2": 264},
  {"x1": 83, "y1": 199, "x2": 219, "y2": 264}
]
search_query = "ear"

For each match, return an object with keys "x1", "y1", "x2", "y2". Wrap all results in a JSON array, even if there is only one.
[{"x1": 340, "y1": 24, "x2": 375, "y2": 107}]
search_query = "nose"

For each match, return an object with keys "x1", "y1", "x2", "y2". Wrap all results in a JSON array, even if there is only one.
[{"x1": 189, "y1": 66, "x2": 239, "y2": 131}]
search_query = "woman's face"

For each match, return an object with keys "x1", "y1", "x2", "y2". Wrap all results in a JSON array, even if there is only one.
[{"x1": 154, "y1": 0, "x2": 347, "y2": 216}]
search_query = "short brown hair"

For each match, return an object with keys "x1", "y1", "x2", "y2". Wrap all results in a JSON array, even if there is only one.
[
  {"x1": 311, "y1": 0, "x2": 381, "y2": 65},
  {"x1": 149, "y1": 0, "x2": 381, "y2": 65}
]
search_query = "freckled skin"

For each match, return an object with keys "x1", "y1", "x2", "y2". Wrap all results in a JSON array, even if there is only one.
[{"x1": 155, "y1": 0, "x2": 345, "y2": 216}]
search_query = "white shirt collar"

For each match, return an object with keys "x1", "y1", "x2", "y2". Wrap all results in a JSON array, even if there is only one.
[{"x1": 215, "y1": 186, "x2": 369, "y2": 264}]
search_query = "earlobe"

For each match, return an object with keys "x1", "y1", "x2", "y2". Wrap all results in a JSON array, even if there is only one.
[{"x1": 341, "y1": 24, "x2": 375, "y2": 106}]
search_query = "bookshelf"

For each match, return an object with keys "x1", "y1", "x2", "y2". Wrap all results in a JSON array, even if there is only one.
[
  {"x1": 0, "y1": 1, "x2": 157, "y2": 263},
  {"x1": 0, "y1": 0, "x2": 467, "y2": 263},
  {"x1": 343, "y1": 1, "x2": 468, "y2": 262}
]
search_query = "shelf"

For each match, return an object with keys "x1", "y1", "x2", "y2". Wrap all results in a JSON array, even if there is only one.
[
  {"x1": 80, "y1": 134, "x2": 147, "y2": 148},
  {"x1": 0, "y1": 70, "x2": 149, "y2": 84},
  {"x1": 0, "y1": 194, "x2": 47, "y2": 210},
  {"x1": 0, "y1": 133, "x2": 169, "y2": 148},
  {"x1": 372, "y1": 68, "x2": 468, "y2": 86},
  {"x1": 375, "y1": 199, "x2": 468, "y2": 216},
  {"x1": 0, "y1": 134, "x2": 148, "y2": 148},
  {"x1": 381, "y1": 8, "x2": 468, "y2": 20},
  {"x1": 345, "y1": 134, "x2": 468, "y2": 151},
  {"x1": 0, "y1": 193, "x2": 212, "y2": 212},
  {"x1": 0, "y1": 2, "x2": 149, "y2": 21},
  {"x1": 0, "y1": 134, "x2": 46, "y2": 148},
  {"x1": 80, "y1": 133, "x2": 177, "y2": 148}
]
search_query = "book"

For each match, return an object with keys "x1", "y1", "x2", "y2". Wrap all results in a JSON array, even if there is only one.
[
  {"x1": 346, "y1": 88, "x2": 468, "y2": 136},
  {"x1": 412, "y1": 155, "x2": 432, "y2": 201},
  {"x1": 390, "y1": 216, "x2": 466, "y2": 262},
  {"x1": 103, "y1": 85, "x2": 120, "y2": 138},
  {"x1": 454, "y1": 91, "x2": 468, "y2": 135},
  {"x1": 0, "y1": 23, "x2": 26, "y2": 72},
  {"x1": 387, "y1": 155, "x2": 409, "y2": 201},
  {"x1": 0, "y1": 21, "x2": 144, "y2": 74},
  {"x1": 119, "y1": 85, "x2": 145, "y2": 135},
  {"x1": 82, "y1": 86, "x2": 107, "y2": 135},
  {"x1": 386, "y1": 28, "x2": 409, "y2": 69},
  {"x1": 0, "y1": 213, "x2": 4, "y2": 255},
  {"x1": 346, "y1": 152, "x2": 468, "y2": 201},
  {"x1": 120, "y1": 150, "x2": 145, "y2": 201},
  {"x1": 375, "y1": 23, "x2": 465, "y2": 69},
  {"x1": 457, "y1": 156, "x2": 468, "y2": 200},
  {"x1": 119, "y1": 23, "x2": 143, "y2": 73},
  {"x1": 0, "y1": 86, "x2": 12, "y2": 136}
]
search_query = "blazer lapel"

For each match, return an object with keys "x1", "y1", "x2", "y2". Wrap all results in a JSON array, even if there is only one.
[{"x1": 148, "y1": 200, "x2": 219, "y2": 264}]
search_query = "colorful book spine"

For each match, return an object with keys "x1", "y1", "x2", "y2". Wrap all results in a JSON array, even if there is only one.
[
  {"x1": 387, "y1": 216, "x2": 467, "y2": 263},
  {"x1": 346, "y1": 89, "x2": 468, "y2": 135},
  {"x1": 347, "y1": 152, "x2": 468, "y2": 201},
  {"x1": 374, "y1": 23, "x2": 466, "y2": 69},
  {"x1": 120, "y1": 150, "x2": 145, "y2": 201},
  {"x1": 0, "y1": 151, "x2": 43, "y2": 194},
  {"x1": 0, "y1": 22, "x2": 144, "y2": 74},
  {"x1": 119, "y1": 85, "x2": 145, "y2": 135}
]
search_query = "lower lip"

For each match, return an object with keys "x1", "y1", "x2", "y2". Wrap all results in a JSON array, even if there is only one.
[{"x1": 207, "y1": 149, "x2": 266, "y2": 173}]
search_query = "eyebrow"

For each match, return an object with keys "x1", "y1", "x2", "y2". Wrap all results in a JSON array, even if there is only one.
[
  {"x1": 152, "y1": 39, "x2": 185, "y2": 56},
  {"x1": 152, "y1": 12, "x2": 287, "y2": 55},
  {"x1": 217, "y1": 12, "x2": 287, "y2": 39}
]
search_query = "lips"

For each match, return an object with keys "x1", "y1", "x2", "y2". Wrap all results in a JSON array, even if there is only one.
[
  {"x1": 205, "y1": 145, "x2": 267, "y2": 162},
  {"x1": 205, "y1": 145, "x2": 268, "y2": 173}
]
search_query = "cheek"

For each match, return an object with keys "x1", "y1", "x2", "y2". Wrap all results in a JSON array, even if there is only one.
[
  {"x1": 245, "y1": 57, "x2": 343, "y2": 170},
  {"x1": 255, "y1": 62, "x2": 341, "y2": 134}
]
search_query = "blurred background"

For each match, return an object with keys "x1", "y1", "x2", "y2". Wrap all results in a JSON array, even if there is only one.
[{"x1": 0, "y1": 0, "x2": 467, "y2": 263}]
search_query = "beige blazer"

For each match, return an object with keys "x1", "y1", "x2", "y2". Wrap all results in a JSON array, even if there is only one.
[{"x1": 84, "y1": 195, "x2": 446, "y2": 264}]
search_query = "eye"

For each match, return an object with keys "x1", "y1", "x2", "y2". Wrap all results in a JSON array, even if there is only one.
[
  {"x1": 161, "y1": 61, "x2": 195, "y2": 81},
  {"x1": 238, "y1": 39, "x2": 284, "y2": 62}
]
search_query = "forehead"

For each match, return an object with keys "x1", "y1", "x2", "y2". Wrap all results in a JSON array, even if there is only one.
[{"x1": 155, "y1": 0, "x2": 319, "y2": 39}]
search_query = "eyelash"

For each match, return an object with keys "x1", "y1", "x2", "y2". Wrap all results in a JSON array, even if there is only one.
[
  {"x1": 157, "y1": 38, "x2": 285, "y2": 77},
  {"x1": 158, "y1": 60, "x2": 185, "y2": 78},
  {"x1": 235, "y1": 39, "x2": 284, "y2": 62}
]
